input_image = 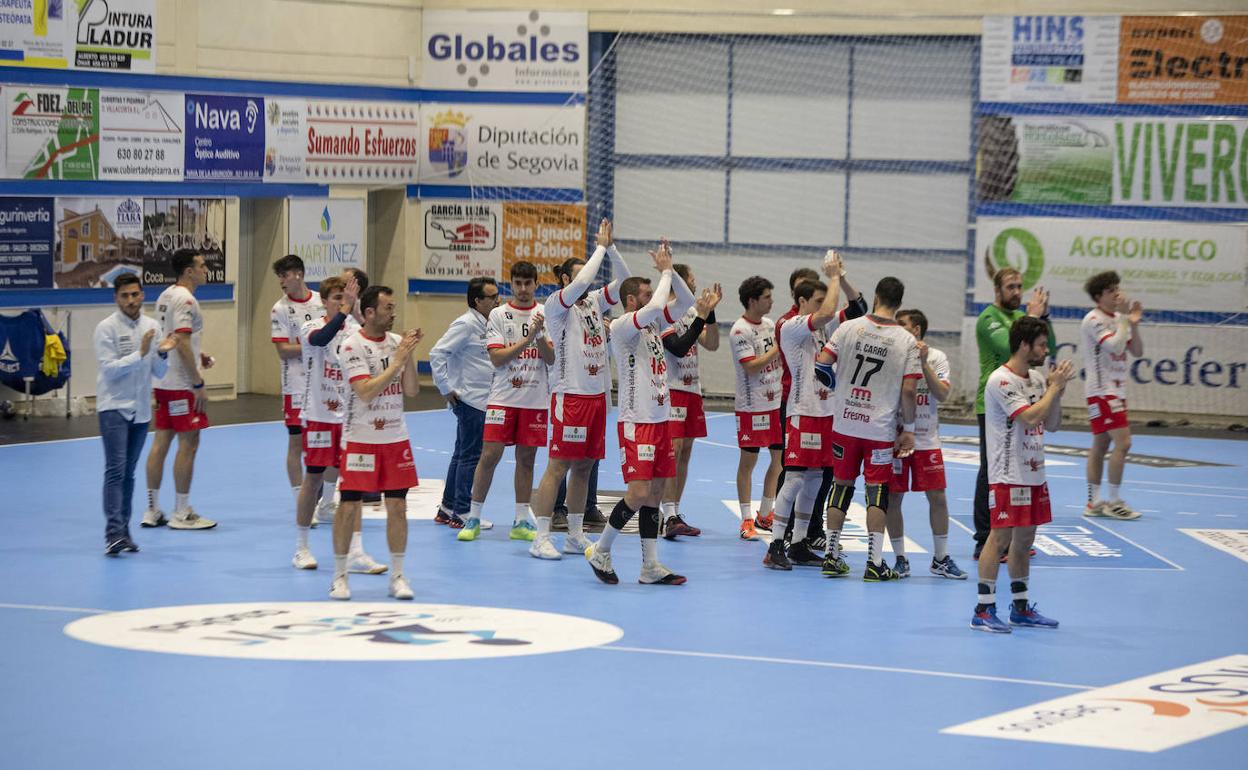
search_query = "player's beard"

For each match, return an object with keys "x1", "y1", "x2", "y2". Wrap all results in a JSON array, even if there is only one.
[{"x1": 1001, "y1": 294, "x2": 1021, "y2": 311}]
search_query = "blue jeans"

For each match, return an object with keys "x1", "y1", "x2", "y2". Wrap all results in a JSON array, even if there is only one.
[
  {"x1": 442, "y1": 401, "x2": 485, "y2": 516},
  {"x1": 99, "y1": 410, "x2": 149, "y2": 543},
  {"x1": 556, "y1": 459, "x2": 600, "y2": 513}
]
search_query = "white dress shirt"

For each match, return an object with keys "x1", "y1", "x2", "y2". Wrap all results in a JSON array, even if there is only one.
[
  {"x1": 429, "y1": 308, "x2": 492, "y2": 412},
  {"x1": 94, "y1": 310, "x2": 168, "y2": 423}
]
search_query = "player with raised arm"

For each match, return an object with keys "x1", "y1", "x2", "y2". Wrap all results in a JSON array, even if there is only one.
[
  {"x1": 972, "y1": 317, "x2": 1075, "y2": 633},
  {"x1": 1080, "y1": 271, "x2": 1144, "y2": 521},
  {"x1": 731, "y1": 276, "x2": 783, "y2": 540},
  {"x1": 586, "y1": 239, "x2": 695, "y2": 585},
  {"x1": 270, "y1": 255, "x2": 324, "y2": 514}
]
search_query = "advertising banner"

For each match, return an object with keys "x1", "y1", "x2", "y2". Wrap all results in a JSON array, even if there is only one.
[
  {"x1": 0, "y1": 0, "x2": 71, "y2": 68},
  {"x1": 500, "y1": 202, "x2": 585, "y2": 285},
  {"x1": 5, "y1": 85, "x2": 99, "y2": 179},
  {"x1": 184, "y1": 93, "x2": 264, "y2": 181},
  {"x1": 975, "y1": 216, "x2": 1247, "y2": 312},
  {"x1": 0, "y1": 197, "x2": 54, "y2": 289},
  {"x1": 263, "y1": 97, "x2": 305, "y2": 183},
  {"x1": 72, "y1": 0, "x2": 156, "y2": 72},
  {"x1": 421, "y1": 10, "x2": 587, "y2": 92},
  {"x1": 421, "y1": 199, "x2": 502, "y2": 281},
  {"x1": 980, "y1": 15, "x2": 1120, "y2": 103},
  {"x1": 304, "y1": 100, "x2": 419, "y2": 183},
  {"x1": 98, "y1": 89, "x2": 182, "y2": 181},
  {"x1": 1119, "y1": 16, "x2": 1248, "y2": 104},
  {"x1": 419, "y1": 103, "x2": 584, "y2": 190},
  {"x1": 288, "y1": 198, "x2": 365, "y2": 283},
  {"x1": 142, "y1": 198, "x2": 227, "y2": 285},
  {"x1": 52, "y1": 196, "x2": 143, "y2": 288}
]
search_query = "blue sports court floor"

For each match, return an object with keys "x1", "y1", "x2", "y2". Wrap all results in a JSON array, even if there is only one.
[{"x1": 1, "y1": 407, "x2": 1245, "y2": 768}]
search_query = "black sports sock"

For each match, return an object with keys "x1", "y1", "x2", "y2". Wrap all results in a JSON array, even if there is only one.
[
  {"x1": 638, "y1": 506, "x2": 660, "y2": 539},
  {"x1": 608, "y1": 498, "x2": 636, "y2": 529}
]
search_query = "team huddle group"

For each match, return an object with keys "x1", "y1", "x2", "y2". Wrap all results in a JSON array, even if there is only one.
[{"x1": 92, "y1": 218, "x2": 1145, "y2": 632}]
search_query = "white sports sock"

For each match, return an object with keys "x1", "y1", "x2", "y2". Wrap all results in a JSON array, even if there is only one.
[
  {"x1": 933, "y1": 534, "x2": 948, "y2": 561},
  {"x1": 390, "y1": 552, "x2": 405, "y2": 577},
  {"x1": 469, "y1": 500, "x2": 483, "y2": 519},
  {"x1": 598, "y1": 525, "x2": 620, "y2": 554},
  {"x1": 349, "y1": 531, "x2": 363, "y2": 556},
  {"x1": 174, "y1": 492, "x2": 189, "y2": 511},
  {"x1": 641, "y1": 538, "x2": 658, "y2": 566},
  {"x1": 515, "y1": 502, "x2": 531, "y2": 524},
  {"x1": 147, "y1": 488, "x2": 159, "y2": 510},
  {"x1": 333, "y1": 554, "x2": 348, "y2": 579},
  {"x1": 890, "y1": 536, "x2": 906, "y2": 559},
  {"x1": 738, "y1": 502, "x2": 753, "y2": 522},
  {"x1": 1087, "y1": 483, "x2": 1101, "y2": 505},
  {"x1": 1108, "y1": 484, "x2": 1120, "y2": 502},
  {"x1": 661, "y1": 501, "x2": 676, "y2": 520},
  {"x1": 297, "y1": 526, "x2": 310, "y2": 549},
  {"x1": 567, "y1": 513, "x2": 584, "y2": 537},
  {"x1": 536, "y1": 516, "x2": 552, "y2": 535},
  {"x1": 760, "y1": 496, "x2": 775, "y2": 516},
  {"x1": 868, "y1": 532, "x2": 885, "y2": 566},
  {"x1": 826, "y1": 529, "x2": 842, "y2": 554}
]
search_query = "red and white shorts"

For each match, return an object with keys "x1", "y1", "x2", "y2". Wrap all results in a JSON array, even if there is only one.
[
  {"x1": 338, "y1": 440, "x2": 419, "y2": 493},
  {"x1": 736, "y1": 409, "x2": 783, "y2": 449},
  {"x1": 989, "y1": 483, "x2": 1052, "y2": 529},
  {"x1": 303, "y1": 420, "x2": 343, "y2": 469},
  {"x1": 482, "y1": 404, "x2": 548, "y2": 447},
  {"x1": 618, "y1": 421, "x2": 677, "y2": 483},
  {"x1": 154, "y1": 389, "x2": 209, "y2": 433},
  {"x1": 783, "y1": 414, "x2": 835, "y2": 468},
  {"x1": 550, "y1": 393, "x2": 607, "y2": 461},
  {"x1": 1087, "y1": 395, "x2": 1128, "y2": 435},
  {"x1": 283, "y1": 394, "x2": 304, "y2": 428},
  {"x1": 831, "y1": 432, "x2": 894, "y2": 485},
  {"x1": 891, "y1": 449, "x2": 947, "y2": 493},
  {"x1": 668, "y1": 390, "x2": 707, "y2": 439}
]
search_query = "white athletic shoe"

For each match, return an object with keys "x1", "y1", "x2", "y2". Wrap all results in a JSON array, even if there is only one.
[
  {"x1": 388, "y1": 575, "x2": 414, "y2": 600},
  {"x1": 1082, "y1": 502, "x2": 1107, "y2": 518},
  {"x1": 347, "y1": 552, "x2": 389, "y2": 575},
  {"x1": 292, "y1": 547, "x2": 318, "y2": 570},
  {"x1": 1102, "y1": 500, "x2": 1141, "y2": 520},
  {"x1": 168, "y1": 507, "x2": 217, "y2": 530},
  {"x1": 312, "y1": 502, "x2": 335, "y2": 527},
  {"x1": 140, "y1": 508, "x2": 167, "y2": 528},
  {"x1": 330, "y1": 575, "x2": 351, "y2": 600},
  {"x1": 638, "y1": 561, "x2": 688, "y2": 585},
  {"x1": 563, "y1": 532, "x2": 593, "y2": 554},
  {"x1": 528, "y1": 535, "x2": 562, "y2": 560},
  {"x1": 480, "y1": 519, "x2": 494, "y2": 531}
]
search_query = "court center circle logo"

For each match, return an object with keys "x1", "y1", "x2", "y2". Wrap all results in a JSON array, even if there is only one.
[{"x1": 64, "y1": 603, "x2": 624, "y2": 661}]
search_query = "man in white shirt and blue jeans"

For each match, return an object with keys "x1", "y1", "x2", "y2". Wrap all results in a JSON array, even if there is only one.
[{"x1": 94, "y1": 274, "x2": 177, "y2": 555}]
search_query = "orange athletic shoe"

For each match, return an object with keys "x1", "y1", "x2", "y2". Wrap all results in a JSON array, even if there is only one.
[
  {"x1": 740, "y1": 519, "x2": 759, "y2": 540},
  {"x1": 755, "y1": 512, "x2": 774, "y2": 532}
]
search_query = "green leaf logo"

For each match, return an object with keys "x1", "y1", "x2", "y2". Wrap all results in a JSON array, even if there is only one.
[{"x1": 991, "y1": 227, "x2": 1045, "y2": 289}]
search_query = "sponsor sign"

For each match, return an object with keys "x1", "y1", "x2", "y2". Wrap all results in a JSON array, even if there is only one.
[
  {"x1": 943, "y1": 655, "x2": 1248, "y2": 752},
  {"x1": 5, "y1": 85, "x2": 99, "y2": 179},
  {"x1": 98, "y1": 89, "x2": 182, "y2": 181},
  {"x1": 421, "y1": 9, "x2": 587, "y2": 92},
  {"x1": 0, "y1": 0, "x2": 71, "y2": 68},
  {"x1": 304, "y1": 100, "x2": 419, "y2": 183},
  {"x1": 52, "y1": 196, "x2": 143, "y2": 288},
  {"x1": 0, "y1": 196, "x2": 53, "y2": 289},
  {"x1": 722, "y1": 500, "x2": 927, "y2": 554},
  {"x1": 64, "y1": 602, "x2": 624, "y2": 661},
  {"x1": 500, "y1": 202, "x2": 584, "y2": 285},
  {"x1": 419, "y1": 103, "x2": 585, "y2": 190},
  {"x1": 263, "y1": 97, "x2": 305, "y2": 183},
  {"x1": 72, "y1": 0, "x2": 155, "y2": 72},
  {"x1": 141, "y1": 198, "x2": 226, "y2": 285},
  {"x1": 1180, "y1": 529, "x2": 1248, "y2": 564},
  {"x1": 951, "y1": 515, "x2": 1179, "y2": 569},
  {"x1": 184, "y1": 93, "x2": 263, "y2": 181},
  {"x1": 1119, "y1": 16, "x2": 1248, "y2": 104},
  {"x1": 975, "y1": 216, "x2": 1247, "y2": 313},
  {"x1": 287, "y1": 198, "x2": 365, "y2": 282},
  {"x1": 980, "y1": 15, "x2": 1120, "y2": 103},
  {"x1": 420, "y1": 200, "x2": 501, "y2": 281}
]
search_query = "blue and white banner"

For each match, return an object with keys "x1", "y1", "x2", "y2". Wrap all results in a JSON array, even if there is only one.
[
  {"x1": 0, "y1": 196, "x2": 53, "y2": 289},
  {"x1": 184, "y1": 93, "x2": 265, "y2": 181},
  {"x1": 288, "y1": 198, "x2": 365, "y2": 283},
  {"x1": 421, "y1": 10, "x2": 586, "y2": 92}
]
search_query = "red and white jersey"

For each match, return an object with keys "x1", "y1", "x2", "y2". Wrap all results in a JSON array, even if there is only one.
[
  {"x1": 1080, "y1": 309, "x2": 1130, "y2": 399},
  {"x1": 485, "y1": 302, "x2": 549, "y2": 409},
  {"x1": 779, "y1": 313, "x2": 837, "y2": 418},
  {"x1": 153, "y1": 284, "x2": 203, "y2": 391},
  {"x1": 914, "y1": 346, "x2": 950, "y2": 451},
  {"x1": 612, "y1": 315, "x2": 670, "y2": 424},
  {"x1": 663, "y1": 306, "x2": 703, "y2": 395},
  {"x1": 730, "y1": 316, "x2": 781, "y2": 412},
  {"x1": 985, "y1": 363, "x2": 1049, "y2": 486},
  {"x1": 546, "y1": 287, "x2": 615, "y2": 396},
  {"x1": 823, "y1": 316, "x2": 922, "y2": 442},
  {"x1": 270, "y1": 291, "x2": 324, "y2": 398},
  {"x1": 300, "y1": 314, "x2": 361, "y2": 425},
  {"x1": 341, "y1": 331, "x2": 409, "y2": 445}
]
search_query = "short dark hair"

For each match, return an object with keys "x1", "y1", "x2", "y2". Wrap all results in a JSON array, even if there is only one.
[
  {"x1": 897, "y1": 308, "x2": 928, "y2": 339},
  {"x1": 553, "y1": 258, "x2": 585, "y2": 287},
  {"x1": 738, "y1": 276, "x2": 773, "y2": 308},
  {"x1": 343, "y1": 267, "x2": 369, "y2": 291},
  {"x1": 467, "y1": 276, "x2": 498, "y2": 307},
  {"x1": 789, "y1": 267, "x2": 819, "y2": 293},
  {"x1": 318, "y1": 276, "x2": 345, "y2": 302},
  {"x1": 1084, "y1": 270, "x2": 1120, "y2": 301},
  {"x1": 793, "y1": 279, "x2": 827, "y2": 304},
  {"x1": 673, "y1": 263, "x2": 693, "y2": 284},
  {"x1": 510, "y1": 261, "x2": 538, "y2": 282},
  {"x1": 272, "y1": 254, "x2": 304, "y2": 276},
  {"x1": 1009, "y1": 316, "x2": 1048, "y2": 353},
  {"x1": 171, "y1": 248, "x2": 199, "y2": 279},
  {"x1": 113, "y1": 273, "x2": 141, "y2": 293},
  {"x1": 360, "y1": 285, "x2": 393, "y2": 316},
  {"x1": 994, "y1": 266, "x2": 1022, "y2": 292},
  {"x1": 874, "y1": 277, "x2": 905, "y2": 310},
  {"x1": 619, "y1": 276, "x2": 651, "y2": 306}
]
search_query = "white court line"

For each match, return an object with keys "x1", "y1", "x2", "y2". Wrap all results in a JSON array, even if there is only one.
[
  {"x1": 945, "y1": 517, "x2": 1179, "y2": 571},
  {"x1": 1046, "y1": 473, "x2": 1248, "y2": 494},
  {"x1": 1083, "y1": 518, "x2": 1185, "y2": 571},
  {"x1": 0, "y1": 602, "x2": 107, "y2": 614},
  {"x1": 597, "y1": 645, "x2": 1092, "y2": 691}
]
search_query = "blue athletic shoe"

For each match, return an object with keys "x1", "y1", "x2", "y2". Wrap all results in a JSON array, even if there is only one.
[
  {"x1": 1010, "y1": 603, "x2": 1059, "y2": 629},
  {"x1": 970, "y1": 606, "x2": 1011, "y2": 634},
  {"x1": 930, "y1": 555, "x2": 967, "y2": 580}
]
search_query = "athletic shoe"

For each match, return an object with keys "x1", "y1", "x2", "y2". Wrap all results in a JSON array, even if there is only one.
[
  {"x1": 388, "y1": 575, "x2": 414, "y2": 600},
  {"x1": 330, "y1": 576, "x2": 351, "y2": 601},
  {"x1": 970, "y1": 606, "x2": 1011, "y2": 634},
  {"x1": 1082, "y1": 502, "x2": 1107, "y2": 518},
  {"x1": 292, "y1": 547, "x2": 318, "y2": 570},
  {"x1": 563, "y1": 532, "x2": 593, "y2": 555},
  {"x1": 447, "y1": 513, "x2": 466, "y2": 529},
  {"x1": 863, "y1": 560, "x2": 900, "y2": 582},
  {"x1": 639, "y1": 562, "x2": 687, "y2": 585},
  {"x1": 140, "y1": 508, "x2": 167, "y2": 528},
  {"x1": 168, "y1": 508, "x2": 216, "y2": 530},
  {"x1": 930, "y1": 555, "x2": 968, "y2": 580},
  {"x1": 787, "y1": 540, "x2": 823, "y2": 567},
  {"x1": 763, "y1": 540, "x2": 793, "y2": 570},
  {"x1": 509, "y1": 519, "x2": 537, "y2": 541},
  {"x1": 529, "y1": 535, "x2": 562, "y2": 560},
  {"x1": 457, "y1": 517, "x2": 482, "y2": 542},
  {"x1": 663, "y1": 515, "x2": 701, "y2": 539},
  {"x1": 347, "y1": 553, "x2": 388, "y2": 575},
  {"x1": 480, "y1": 519, "x2": 494, "y2": 531},
  {"x1": 1101, "y1": 500, "x2": 1142, "y2": 521},
  {"x1": 807, "y1": 533, "x2": 827, "y2": 551},
  {"x1": 821, "y1": 551, "x2": 851, "y2": 577},
  {"x1": 434, "y1": 505, "x2": 453, "y2": 525},
  {"x1": 583, "y1": 507, "x2": 608, "y2": 533},
  {"x1": 586, "y1": 544, "x2": 618, "y2": 584},
  {"x1": 1009, "y1": 603, "x2": 1059, "y2": 629},
  {"x1": 551, "y1": 508, "x2": 569, "y2": 532},
  {"x1": 755, "y1": 512, "x2": 774, "y2": 532},
  {"x1": 121, "y1": 539, "x2": 139, "y2": 553},
  {"x1": 105, "y1": 538, "x2": 127, "y2": 556},
  {"x1": 893, "y1": 555, "x2": 911, "y2": 579},
  {"x1": 739, "y1": 519, "x2": 760, "y2": 540}
]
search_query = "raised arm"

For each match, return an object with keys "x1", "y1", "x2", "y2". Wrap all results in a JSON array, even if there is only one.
[
  {"x1": 349, "y1": 330, "x2": 422, "y2": 403},
  {"x1": 918, "y1": 343, "x2": 952, "y2": 402},
  {"x1": 94, "y1": 324, "x2": 147, "y2": 379},
  {"x1": 487, "y1": 311, "x2": 546, "y2": 368},
  {"x1": 1015, "y1": 360, "x2": 1075, "y2": 428},
  {"x1": 808, "y1": 250, "x2": 844, "y2": 328},
  {"x1": 665, "y1": 261, "x2": 695, "y2": 323},
  {"x1": 604, "y1": 243, "x2": 631, "y2": 303},
  {"x1": 1127, "y1": 300, "x2": 1144, "y2": 356}
]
